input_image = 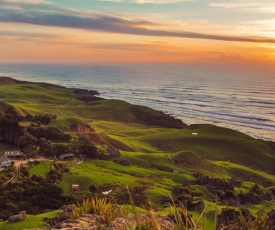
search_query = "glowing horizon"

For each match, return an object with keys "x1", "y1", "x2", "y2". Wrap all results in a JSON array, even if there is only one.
[{"x1": 1, "y1": 0, "x2": 275, "y2": 64}]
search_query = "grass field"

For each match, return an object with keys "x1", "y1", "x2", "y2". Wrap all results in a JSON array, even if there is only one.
[
  {"x1": 29, "y1": 161, "x2": 51, "y2": 176},
  {"x1": 0, "y1": 210, "x2": 60, "y2": 230}
]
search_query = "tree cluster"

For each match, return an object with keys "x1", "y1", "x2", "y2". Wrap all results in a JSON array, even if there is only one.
[
  {"x1": 114, "y1": 184, "x2": 149, "y2": 207},
  {"x1": 0, "y1": 119, "x2": 37, "y2": 148},
  {"x1": 27, "y1": 126, "x2": 71, "y2": 142},
  {"x1": 46, "y1": 163, "x2": 69, "y2": 184},
  {"x1": 25, "y1": 114, "x2": 57, "y2": 125},
  {"x1": 0, "y1": 168, "x2": 74, "y2": 220},
  {"x1": 170, "y1": 185, "x2": 204, "y2": 211}
]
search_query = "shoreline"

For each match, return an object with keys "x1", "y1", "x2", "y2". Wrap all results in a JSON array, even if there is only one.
[{"x1": 0, "y1": 74, "x2": 274, "y2": 142}]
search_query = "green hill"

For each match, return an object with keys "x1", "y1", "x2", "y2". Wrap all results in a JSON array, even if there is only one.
[{"x1": 0, "y1": 77, "x2": 274, "y2": 229}]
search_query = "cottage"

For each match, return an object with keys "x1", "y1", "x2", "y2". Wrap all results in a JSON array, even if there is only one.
[
  {"x1": 71, "y1": 184, "x2": 79, "y2": 193},
  {"x1": 3, "y1": 151, "x2": 23, "y2": 159},
  {"x1": 0, "y1": 156, "x2": 12, "y2": 171},
  {"x1": 59, "y1": 153, "x2": 74, "y2": 160}
]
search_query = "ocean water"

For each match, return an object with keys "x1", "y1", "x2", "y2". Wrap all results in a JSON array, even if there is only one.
[{"x1": 0, "y1": 62, "x2": 274, "y2": 141}]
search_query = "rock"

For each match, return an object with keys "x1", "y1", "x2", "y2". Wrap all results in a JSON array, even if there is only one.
[
  {"x1": 70, "y1": 124, "x2": 94, "y2": 132},
  {"x1": 217, "y1": 208, "x2": 255, "y2": 228},
  {"x1": 50, "y1": 212, "x2": 176, "y2": 230},
  {"x1": 266, "y1": 210, "x2": 275, "y2": 229},
  {"x1": 155, "y1": 215, "x2": 176, "y2": 230},
  {"x1": 73, "y1": 89, "x2": 99, "y2": 96},
  {"x1": 8, "y1": 213, "x2": 26, "y2": 223},
  {"x1": 50, "y1": 211, "x2": 71, "y2": 226},
  {"x1": 52, "y1": 214, "x2": 104, "y2": 230},
  {"x1": 20, "y1": 211, "x2": 27, "y2": 216},
  {"x1": 61, "y1": 204, "x2": 74, "y2": 212},
  {"x1": 109, "y1": 217, "x2": 127, "y2": 229}
]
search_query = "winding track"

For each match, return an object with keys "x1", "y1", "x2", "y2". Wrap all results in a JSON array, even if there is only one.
[
  {"x1": 3, "y1": 160, "x2": 27, "y2": 186},
  {"x1": 9, "y1": 164, "x2": 20, "y2": 183},
  {"x1": 2, "y1": 156, "x2": 84, "y2": 186}
]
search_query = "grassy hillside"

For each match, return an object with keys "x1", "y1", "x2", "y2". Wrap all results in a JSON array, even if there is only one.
[
  {"x1": 91, "y1": 121, "x2": 275, "y2": 173},
  {"x1": 0, "y1": 77, "x2": 274, "y2": 229},
  {"x1": 0, "y1": 77, "x2": 185, "y2": 128}
]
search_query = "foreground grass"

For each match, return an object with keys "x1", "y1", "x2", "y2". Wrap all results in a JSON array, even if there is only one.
[{"x1": 0, "y1": 210, "x2": 60, "y2": 230}]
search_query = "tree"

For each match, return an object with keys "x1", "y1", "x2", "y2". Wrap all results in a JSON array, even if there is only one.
[
  {"x1": 38, "y1": 138, "x2": 55, "y2": 157},
  {"x1": 88, "y1": 184, "x2": 98, "y2": 194},
  {"x1": 0, "y1": 119, "x2": 25, "y2": 146},
  {"x1": 80, "y1": 144, "x2": 98, "y2": 159}
]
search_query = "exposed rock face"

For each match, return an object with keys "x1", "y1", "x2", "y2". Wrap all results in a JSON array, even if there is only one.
[
  {"x1": 70, "y1": 124, "x2": 94, "y2": 132},
  {"x1": 73, "y1": 89, "x2": 99, "y2": 96},
  {"x1": 48, "y1": 213, "x2": 175, "y2": 230},
  {"x1": 52, "y1": 214, "x2": 104, "y2": 230},
  {"x1": 132, "y1": 106, "x2": 186, "y2": 129},
  {"x1": 8, "y1": 211, "x2": 26, "y2": 223},
  {"x1": 238, "y1": 184, "x2": 272, "y2": 205},
  {"x1": 267, "y1": 141, "x2": 275, "y2": 151},
  {"x1": 217, "y1": 208, "x2": 255, "y2": 229},
  {"x1": 266, "y1": 210, "x2": 275, "y2": 229}
]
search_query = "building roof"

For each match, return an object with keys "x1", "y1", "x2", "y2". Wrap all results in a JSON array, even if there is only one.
[
  {"x1": 59, "y1": 153, "x2": 74, "y2": 158},
  {"x1": 4, "y1": 151, "x2": 23, "y2": 157},
  {"x1": 0, "y1": 156, "x2": 12, "y2": 164}
]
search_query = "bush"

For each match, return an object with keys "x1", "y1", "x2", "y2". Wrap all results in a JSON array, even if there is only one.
[
  {"x1": 27, "y1": 126, "x2": 71, "y2": 142},
  {"x1": 88, "y1": 184, "x2": 98, "y2": 194}
]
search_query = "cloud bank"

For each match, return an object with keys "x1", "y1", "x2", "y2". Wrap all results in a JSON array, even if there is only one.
[
  {"x1": 1, "y1": 1, "x2": 275, "y2": 44},
  {"x1": 99, "y1": 0, "x2": 189, "y2": 4}
]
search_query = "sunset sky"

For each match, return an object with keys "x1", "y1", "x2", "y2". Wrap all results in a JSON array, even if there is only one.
[{"x1": 1, "y1": 0, "x2": 275, "y2": 63}]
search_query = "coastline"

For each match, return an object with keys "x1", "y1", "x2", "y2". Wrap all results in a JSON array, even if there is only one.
[
  {"x1": 0, "y1": 76, "x2": 274, "y2": 146},
  {"x1": 1, "y1": 63, "x2": 274, "y2": 142}
]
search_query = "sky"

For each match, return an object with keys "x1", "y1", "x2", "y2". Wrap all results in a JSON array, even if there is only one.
[{"x1": 1, "y1": 0, "x2": 275, "y2": 63}]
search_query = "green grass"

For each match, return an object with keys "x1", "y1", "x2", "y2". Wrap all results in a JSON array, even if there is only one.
[
  {"x1": 60, "y1": 159, "x2": 140, "y2": 195},
  {"x1": 248, "y1": 200, "x2": 275, "y2": 216},
  {"x1": 29, "y1": 161, "x2": 51, "y2": 176},
  {"x1": 0, "y1": 171, "x2": 6, "y2": 179},
  {"x1": 52, "y1": 117, "x2": 92, "y2": 131},
  {"x1": 214, "y1": 161, "x2": 275, "y2": 186},
  {"x1": 0, "y1": 210, "x2": 60, "y2": 230},
  {"x1": 126, "y1": 124, "x2": 275, "y2": 173},
  {"x1": 91, "y1": 120, "x2": 275, "y2": 175},
  {"x1": 59, "y1": 158, "x2": 192, "y2": 206}
]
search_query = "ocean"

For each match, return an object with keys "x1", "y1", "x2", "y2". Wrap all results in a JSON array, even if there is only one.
[{"x1": 0, "y1": 62, "x2": 274, "y2": 141}]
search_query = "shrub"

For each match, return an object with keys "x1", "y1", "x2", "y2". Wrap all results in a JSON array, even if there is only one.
[
  {"x1": 88, "y1": 184, "x2": 98, "y2": 194},
  {"x1": 71, "y1": 197, "x2": 113, "y2": 223}
]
